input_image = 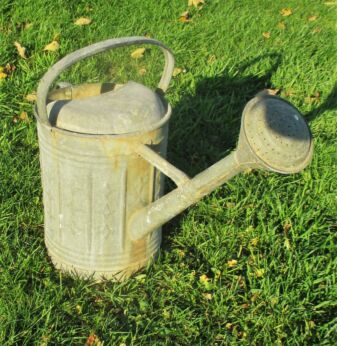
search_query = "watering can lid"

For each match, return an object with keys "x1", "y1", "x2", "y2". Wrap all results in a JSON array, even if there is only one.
[{"x1": 46, "y1": 81, "x2": 166, "y2": 135}]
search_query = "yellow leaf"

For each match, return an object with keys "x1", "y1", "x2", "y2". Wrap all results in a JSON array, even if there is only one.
[
  {"x1": 199, "y1": 274, "x2": 209, "y2": 283},
  {"x1": 308, "y1": 15, "x2": 318, "y2": 21},
  {"x1": 262, "y1": 32, "x2": 271, "y2": 39},
  {"x1": 280, "y1": 8, "x2": 292, "y2": 16},
  {"x1": 0, "y1": 71, "x2": 7, "y2": 79},
  {"x1": 173, "y1": 67, "x2": 182, "y2": 77},
  {"x1": 178, "y1": 11, "x2": 191, "y2": 23},
  {"x1": 188, "y1": 0, "x2": 205, "y2": 7},
  {"x1": 250, "y1": 237, "x2": 259, "y2": 246},
  {"x1": 75, "y1": 305, "x2": 82, "y2": 314},
  {"x1": 227, "y1": 259, "x2": 238, "y2": 268},
  {"x1": 277, "y1": 21, "x2": 286, "y2": 30},
  {"x1": 24, "y1": 22, "x2": 33, "y2": 29},
  {"x1": 255, "y1": 268, "x2": 265, "y2": 278},
  {"x1": 74, "y1": 17, "x2": 92, "y2": 26},
  {"x1": 19, "y1": 111, "x2": 29, "y2": 123},
  {"x1": 43, "y1": 40, "x2": 60, "y2": 52},
  {"x1": 131, "y1": 47, "x2": 145, "y2": 59},
  {"x1": 203, "y1": 293, "x2": 212, "y2": 300},
  {"x1": 25, "y1": 93, "x2": 37, "y2": 102},
  {"x1": 14, "y1": 41, "x2": 27, "y2": 59}
]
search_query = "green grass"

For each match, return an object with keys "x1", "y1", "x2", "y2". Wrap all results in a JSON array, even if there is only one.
[{"x1": 0, "y1": 0, "x2": 336, "y2": 344}]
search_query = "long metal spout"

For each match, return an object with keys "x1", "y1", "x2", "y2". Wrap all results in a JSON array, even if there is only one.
[
  {"x1": 129, "y1": 94, "x2": 313, "y2": 241},
  {"x1": 128, "y1": 151, "x2": 246, "y2": 240}
]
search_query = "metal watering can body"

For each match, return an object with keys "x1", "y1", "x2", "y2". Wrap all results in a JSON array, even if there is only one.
[{"x1": 35, "y1": 37, "x2": 313, "y2": 281}]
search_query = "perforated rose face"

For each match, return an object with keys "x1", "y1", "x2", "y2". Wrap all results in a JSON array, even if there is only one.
[{"x1": 242, "y1": 95, "x2": 313, "y2": 173}]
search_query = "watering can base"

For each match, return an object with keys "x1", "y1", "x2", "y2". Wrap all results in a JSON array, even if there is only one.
[{"x1": 47, "y1": 247, "x2": 160, "y2": 282}]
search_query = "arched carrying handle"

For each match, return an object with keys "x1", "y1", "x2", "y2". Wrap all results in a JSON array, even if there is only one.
[{"x1": 36, "y1": 36, "x2": 175, "y2": 126}]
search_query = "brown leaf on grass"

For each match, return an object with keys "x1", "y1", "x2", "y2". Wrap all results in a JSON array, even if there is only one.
[
  {"x1": 203, "y1": 293, "x2": 213, "y2": 300},
  {"x1": 277, "y1": 21, "x2": 286, "y2": 30},
  {"x1": 188, "y1": 0, "x2": 205, "y2": 7},
  {"x1": 131, "y1": 47, "x2": 145, "y2": 59},
  {"x1": 308, "y1": 15, "x2": 318, "y2": 21},
  {"x1": 305, "y1": 91, "x2": 320, "y2": 104},
  {"x1": 85, "y1": 334, "x2": 103, "y2": 346},
  {"x1": 256, "y1": 89, "x2": 280, "y2": 97},
  {"x1": 178, "y1": 11, "x2": 191, "y2": 22},
  {"x1": 43, "y1": 40, "x2": 60, "y2": 52},
  {"x1": 280, "y1": 8, "x2": 292, "y2": 16},
  {"x1": 25, "y1": 93, "x2": 37, "y2": 102},
  {"x1": 283, "y1": 222, "x2": 292, "y2": 234},
  {"x1": 138, "y1": 68, "x2": 147, "y2": 75},
  {"x1": 19, "y1": 111, "x2": 29, "y2": 123},
  {"x1": 14, "y1": 41, "x2": 27, "y2": 59},
  {"x1": 5, "y1": 63, "x2": 16, "y2": 73},
  {"x1": 74, "y1": 17, "x2": 92, "y2": 26},
  {"x1": 262, "y1": 31, "x2": 271, "y2": 39}
]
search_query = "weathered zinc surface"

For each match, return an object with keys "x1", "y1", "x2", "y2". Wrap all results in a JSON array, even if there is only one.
[{"x1": 35, "y1": 37, "x2": 313, "y2": 281}]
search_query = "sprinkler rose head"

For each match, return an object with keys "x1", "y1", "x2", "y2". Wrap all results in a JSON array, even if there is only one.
[{"x1": 240, "y1": 94, "x2": 313, "y2": 174}]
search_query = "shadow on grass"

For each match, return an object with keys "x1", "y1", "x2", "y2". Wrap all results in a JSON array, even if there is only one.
[
  {"x1": 160, "y1": 53, "x2": 282, "y2": 250},
  {"x1": 306, "y1": 82, "x2": 337, "y2": 121}
]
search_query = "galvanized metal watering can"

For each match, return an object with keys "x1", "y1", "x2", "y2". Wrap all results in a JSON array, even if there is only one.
[{"x1": 35, "y1": 37, "x2": 313, "y2": 280}]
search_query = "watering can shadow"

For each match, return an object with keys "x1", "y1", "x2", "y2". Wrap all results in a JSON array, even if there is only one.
[{"x1": 35, "y1": 37, "x2": 313, "y2": 281}]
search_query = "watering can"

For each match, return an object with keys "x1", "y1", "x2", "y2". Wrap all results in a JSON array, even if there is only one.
[{"x1": 35, "y1": 37, "x2": 313, "y2": 281}]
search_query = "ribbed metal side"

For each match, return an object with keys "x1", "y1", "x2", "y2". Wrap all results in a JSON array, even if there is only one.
[{"x1": 38, "y1": 124, "x2": 164, "y2": 280}]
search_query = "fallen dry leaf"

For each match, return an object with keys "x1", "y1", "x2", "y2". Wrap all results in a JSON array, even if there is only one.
[
  {"x1": 138, "y1": 68, "x2": 147, "y2": 76},
  {"x1": 178, "y1": 11, "x2": 191, "y2": 23},
  {"x1": 5, "y1": 63, "x2": 16, "y2": 73},
  {"x1": 256, "y1": 89, "x2": 279, "y2": 97},
  {"x1": 74, "y1": 17, "x2": 92, "y2": 26},
  {"x1": 173, "y1": 67, "x2": 182, "y2": 77},
  {"x1": 280, "y1": 8, "x2": 292, "y2": 16},
  {"x1": 199, "y1": 274, "x2": 209, "y2": 283},
  {"x1": 250, "y1": 237, "x2": 259, "y2": 246},
  {"x1": 308, "y1": 15, "x2": 318, "y2": 21},
  {"x1": 227, "y1": 259, "x2": 238, "y2": 268},
  {"x1": 267, "y1": 88, "x2": 280, "y2": 95},
  {"x1": 277, "y1": 21, "x2": 286, "y2": 30},
  {"x1": 43, "y1": 40, "x2": 60, "y2": 52},
  {"x1": 14, "y1": 41, "x2": 27, "y2": 59},
  {"x1": 25, "y1": 93, "x2": 37, "y2": 102},
  {"x1": 255, "y1": 268, "x2": 265, "y2": 278},
  {"x1": 85, "y1": 334, "x2": 103, "y2": 346},
  {"x1": 24, "y1": 22, "x2": 33, "y2": 29},
  {"x1": 203, "y1": 293, "x2": 213, "y2": 300},
  {"x1": 188, "y1": 0, "x2": 205, "y2": 7},
  {"x1": 312, "y1": 27, "x2": 321, "y2": 33},
  {"x1": 19, "y1": 111, "x2": 29, "y2": 123},
  {"x1": 305, "y1": 91, "x2": 320, "y2": 104},
  {"x1": 131, "y1": 47, "x2": 145, "y2": 59},
  {"x1": 262, "y1": 31, "x2": 271, "y2": 39}
]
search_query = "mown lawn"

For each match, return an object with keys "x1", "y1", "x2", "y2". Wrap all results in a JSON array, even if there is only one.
[{"x1": 0, "y1": 0, "x2": 336, "y2": 345}]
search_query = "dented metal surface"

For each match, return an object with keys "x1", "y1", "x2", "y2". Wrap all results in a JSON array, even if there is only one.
[{"x1": 35, "y1": 37, "x2": 313, "y2": 281}]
